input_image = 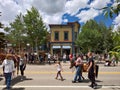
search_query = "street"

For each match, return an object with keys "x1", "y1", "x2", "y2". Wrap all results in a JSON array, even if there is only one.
[{"x1": 0, "y1": 61, "x2": 120, "y2": 90}]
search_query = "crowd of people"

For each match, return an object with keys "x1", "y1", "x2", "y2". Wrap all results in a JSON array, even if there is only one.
[
  {"x1": 0, "y1": 49, "x2": 118, "y2": 89},
  {"x1": 0, "y1": 52, "x2": 27, "y2": 90}
]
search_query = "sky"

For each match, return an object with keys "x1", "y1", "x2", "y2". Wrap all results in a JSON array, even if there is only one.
[{"x1": 0, "y1": 0, "x2": 120, "y2": 32}]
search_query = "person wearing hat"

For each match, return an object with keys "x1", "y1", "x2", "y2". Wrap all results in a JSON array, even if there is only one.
[{"x1": 0, "y1": 54, "x2": 15, "y2": 90}]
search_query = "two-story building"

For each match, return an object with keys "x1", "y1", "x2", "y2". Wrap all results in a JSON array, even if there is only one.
[{"x1": 49, "y1": 21, "x2": 80, "y2": 58}]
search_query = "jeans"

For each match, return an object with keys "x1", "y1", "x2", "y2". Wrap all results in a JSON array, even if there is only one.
[
  {"x1": 4, "y1": 73, "x2": 12, "y2": 89},
  {"x1": 73, "y1": 66, "x2": 82, "y2": 81}
]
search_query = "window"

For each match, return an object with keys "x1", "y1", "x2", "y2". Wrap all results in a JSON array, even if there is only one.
[
  {"x1": 54, "y1": 31, "x2": 59, "y2": 40},
  {"x1": 64, "y1": 31, "x2": 68, "y2": 40}
]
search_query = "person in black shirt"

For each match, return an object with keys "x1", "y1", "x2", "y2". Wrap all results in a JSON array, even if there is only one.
[{"x1": 87, "y1": 52, "x2": 97, "y2": 88}]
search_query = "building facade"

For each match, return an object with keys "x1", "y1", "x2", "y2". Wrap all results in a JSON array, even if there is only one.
[{"x1": 49, "y1": 22, "x2": 80, "y2": 58}]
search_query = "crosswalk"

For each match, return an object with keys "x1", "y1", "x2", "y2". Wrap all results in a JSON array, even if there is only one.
[{"x1": 0, "y1": 85, "x2": 120, "y2": 88}]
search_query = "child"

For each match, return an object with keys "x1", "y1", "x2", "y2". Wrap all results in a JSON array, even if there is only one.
[{"x1": 55, "y1": 61, "x2": 64, "y2": 81}]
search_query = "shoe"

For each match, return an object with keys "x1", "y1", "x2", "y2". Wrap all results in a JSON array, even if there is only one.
[
  {"x1": 61, "y1": 79, "x2": 64, "y2": 81},
  {"x1": 93, "y1": 85, "x2": 96, "y2": 89},
  {"x1": 21, "y1": 78, "x2": 23, "y2": 80},
  {"x1": 89, "y1": 84, "x2": 94, "y2": 88},
  {"x1": 94, "y1": 83, "x2": 97, "y2": 86},
  {"x1": 89, "y1": 84, "x2": 93, "y2": 87},
  {"x1": 72, "y1": 81, "x2": 76, "y2": 83},
  {"x1": 78, "y1": 80, "x2": 82, "y2": 82}
]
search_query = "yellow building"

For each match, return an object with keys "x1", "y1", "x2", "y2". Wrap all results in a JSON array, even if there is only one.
[{"x1": 49, "y1": 22, "x2": 80, "y2": 57}]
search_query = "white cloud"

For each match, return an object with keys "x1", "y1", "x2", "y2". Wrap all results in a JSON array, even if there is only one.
[
  {"x1": 42, "y1": 13, "x2": 63, "y2": 24},
  {"x1": 0, "y1": 0, "x2": 32, "y2": 26},
  {"x1": 0, "y1": 0, "x2": 20, "y2": 24},
  {"x1": 31, "y1": 0, "x2": 66, "y2": 25},
  {"x1": 90, "y1": 0, "x2": 111, "y2": 9},
  {"x1": 0, "y1": 0, "x2": 117, "y2": 33},
  {"x1": 65, "y1": 0, "x2": 88, "y2": 15},
  {"x1": 113, "y1": 14, "x2": 120, "y2": 31},
  {"x1": 63, "y1": 19, "x2": 68, "y2": 23},
  {"x1": 32, "y1": 0, "x2": 66, "y2": 15},
  {"x1": 76, "y1": 8, "x2": 100, "y2": 23}
]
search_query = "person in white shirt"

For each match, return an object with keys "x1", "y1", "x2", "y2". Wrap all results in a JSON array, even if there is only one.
[
  {"x1": 0, "y1": 54, "x2": 15, "y2": 90},
  {"x1": 19, "y1": 54, "x2": 27, "y2": 80},
  {"x1": 55, "y1": 61, "x2": 63, "y2": 81},
  {"x1": 63, "y1": 53, "x2": 66, "y2": 63},
  {"x1": 47, "y1": 52, "x2": 51, "y2": 64}
]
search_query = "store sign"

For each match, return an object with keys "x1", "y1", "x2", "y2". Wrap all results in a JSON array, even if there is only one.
[
  {"x1": 62, "y1": 46, "x2": 71, "y2": 49},
  {"x1": 52, "y1": 46, "x2": 61, "y2": 49}
]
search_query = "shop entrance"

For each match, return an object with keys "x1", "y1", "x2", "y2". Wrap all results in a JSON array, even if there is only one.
[{"x1": 62, "y1": 49, "x2": 70, "y2": 60}]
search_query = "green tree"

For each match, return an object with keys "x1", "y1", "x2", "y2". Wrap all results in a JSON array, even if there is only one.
[
  {"x1": 102, "y1": 0, "x2": 120, "y2": 61},
  {"x1": 0, "y1": 32, "x2": 5, "y2": 49},
  {"x1": 76, "y1": 20, "x2": 113, "y2": 53},
  {"x1": 4, "y1": 7, "x2": 48, "y2": 54},
  {"x1": 23, "y1": 7, "x2": 48, "y2": 52},
  {"x1": 110, "y1": 27, "x2": 120, "y2": 62},
  {"x1": 112, "y1": 27, "x2": 120, "y2": 46},
  {"x1": 102, "y1": 0, "x2": 120, "y2": 18},
  {"x1": 4, "y1": 13, "x2": 26, "y2": 53}
]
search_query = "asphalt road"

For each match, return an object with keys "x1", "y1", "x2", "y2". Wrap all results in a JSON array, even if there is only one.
[{"x1": 0, "y1": 61, "x2": 120, "y2": 90}]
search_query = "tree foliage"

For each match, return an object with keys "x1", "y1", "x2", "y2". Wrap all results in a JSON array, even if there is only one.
[
  {"x1": 23, "y1": 7, "x2": 47, "y2": 50},
  {"x1": 102, "y1": 0, "x2": 120, "y2": 18},
  {"x1": 76, "y1": 20, "x2": 113, "y2": 53},
  {"x1": 4, "y1": 7, "x2": 48, "y2": 53},
  {"x1": 0, "y1": 32, "x2": 5, "y2": 49}
]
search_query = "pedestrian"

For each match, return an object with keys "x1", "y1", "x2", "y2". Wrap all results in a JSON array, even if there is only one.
[
  {"x1": 69, "y1": 53, "x2": 73, "y2": 62},
  {"x1": 0, "y1": 54, "x2": 15, "y2": 90},
  {"x1": 19, "y1": 53, "x2": 27, "y2": 80},
  {"x1": 63, "y1": 53, "x2": 66, "y2": 63},
  {"x1": 55, "y1": 61, "x2": 64, "y2": 81},
  {"x1": 47, "y1": 52, "x2": 51, "y2": 64},
  {"x1": 87, "y1": 52, "x2": 97, "y2": 88},
  {"x1": 72, "y1": 54, "x2": 83, "y2": 83}
]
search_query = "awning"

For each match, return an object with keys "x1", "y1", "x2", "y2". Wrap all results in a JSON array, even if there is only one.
[
  {"x1": 52, "y1": 46, "x2": 61, "y2": 49},
  {"x1": 62, "y1": 46, "x2": 71, "y2": 49}
]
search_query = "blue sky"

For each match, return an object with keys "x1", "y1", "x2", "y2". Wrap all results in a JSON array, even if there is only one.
[
  {"x1": 62, "y1": 0, "x2": 117, "y2": 27},
  {"x1": 0, "y1": 0, "x2": 120, "y2": 32}
]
